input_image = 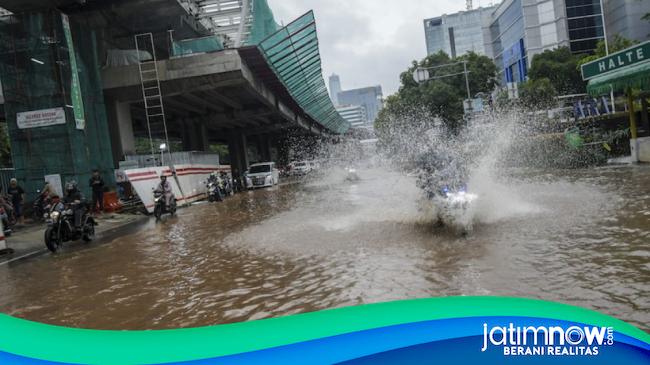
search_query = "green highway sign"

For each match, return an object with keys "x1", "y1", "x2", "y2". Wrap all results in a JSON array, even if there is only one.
[{"x1": 581, "y1": 41, "x2": 650, "y2": 81}]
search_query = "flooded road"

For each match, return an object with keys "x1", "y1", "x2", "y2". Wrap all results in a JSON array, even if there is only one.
[{"x1": 0, "y1": 165, "x2": 648, "y2": 331}]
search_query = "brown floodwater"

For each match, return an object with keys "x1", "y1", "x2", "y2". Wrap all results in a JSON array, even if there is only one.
[{"x1": 0, "y1": 165, "x2": 648, "y2": 331}]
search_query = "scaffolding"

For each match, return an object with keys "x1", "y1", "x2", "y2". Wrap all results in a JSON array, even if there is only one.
[{"x1": 0, "y1": 10, "x2": 115, "y2": 198}]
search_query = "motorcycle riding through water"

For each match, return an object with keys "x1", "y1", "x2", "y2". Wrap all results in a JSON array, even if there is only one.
[
  {"x1": 153, "y1": 175, "x2": 177, "y2": 220},
  {"x1": 44, "y1": 182, "x2": 96, "y2": 253},
  {"x1": 416, "y1": 150, "x2": 478, "y2": 234}
]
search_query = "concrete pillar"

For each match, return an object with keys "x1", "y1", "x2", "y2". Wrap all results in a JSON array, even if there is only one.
[
  {"x1": 228, "y1": 131, "x2": 249, "y2": 183},
  {"x1": 258, "y1": 135, "x2": 272, "y2": 162},
  {"x1": 107, "y1": 98, "x2": 136, "y2": 164},
  {"x1": 197, "y1": 123, "x2": 210, "y2": 152},
  {"x1": 181, "y1": 121, "x2": 211, "y2": 152}
]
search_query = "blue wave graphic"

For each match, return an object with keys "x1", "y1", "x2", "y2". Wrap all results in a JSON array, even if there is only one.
[{"x1": 0, "y1": 316, "x2": 647, "y2": 364}]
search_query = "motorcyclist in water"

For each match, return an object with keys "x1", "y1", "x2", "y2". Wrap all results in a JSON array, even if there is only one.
[
  {"x1": 416, "y1": 149, "x2": 468, "y2": 199},
  {"x1": 63, "y1": 181, "x2": 86, "y2": 231},
  {"x1": 156, "y1": 175, "x2": 174, "y2": 208}
]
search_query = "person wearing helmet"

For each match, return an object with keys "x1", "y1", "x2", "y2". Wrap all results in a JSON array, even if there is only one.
[
  {"x1": 156, "y1": 175, "x2": 174, "y2": 208},
  {"x1": 63, "y1": 181, "x2": 86, "y2": 230}
]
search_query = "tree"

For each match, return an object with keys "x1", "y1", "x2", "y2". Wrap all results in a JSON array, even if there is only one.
[
  {"x1": 375, "y1": 51, "x2": 497, "y2": 156},
  {"x1": 518, "y1": 78, "x2": 558, "y2": 109},
  {"x1": 528, "y1": 47, "x2": 585, "y2": 95},
  {"x1": 578, "y1": 35, "x2": 638, "y2": 66},
  {"x1": 381, "y1": 51, "x2": 497, "y2": 128}
]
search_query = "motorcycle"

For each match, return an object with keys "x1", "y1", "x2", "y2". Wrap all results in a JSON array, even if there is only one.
[
  {"x1": 32, "y1": 190, "x2": 51, "y2": 223},
  {"x1": 218, "y1": 174, "x2": 233, "y2": 197},
  {"x1": 344, "y1": 167, "x2": 360, "y2": 182},
  {"x1": 153, "y1": 189, "x2": 177, "y2": 220},
  {"x1": 0, "y1": 206, "x2": 12, "y2": 236},
  {"x1": 432, "y1": 185, "x2": 478, "y2": 233},
  {"x1": 206, "y1": 179, "x2": 223, "y2": 202},
  {"x1": 44, "y1": 201, "x2": 96, "y2": 253}
]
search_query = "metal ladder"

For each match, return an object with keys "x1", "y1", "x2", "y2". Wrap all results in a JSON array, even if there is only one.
[
  {"x1": 134, "y1": 33, "x2": 170, "y2": 160},
  {"x1": 134, "y1": 33, "x2": 187, "y2": 205}
]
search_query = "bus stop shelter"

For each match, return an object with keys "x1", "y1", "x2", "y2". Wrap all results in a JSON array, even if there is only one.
[{"x1": 583, "y1": 41, "x2": 650, "y2": 162}]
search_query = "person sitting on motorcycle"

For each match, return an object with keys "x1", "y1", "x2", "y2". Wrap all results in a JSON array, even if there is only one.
[
  {"x1": 207, "y1": 172, "x2": 219, "y2": 185},
  {"x1": 156, "y1": 175, "x2": 174, "y2": 208},
  {"x1": 0, "y1": 187, "x2": 14, "y2": 224},
  {"x1": 63, "y1": 181, "x2": 86, "y2": 230}
]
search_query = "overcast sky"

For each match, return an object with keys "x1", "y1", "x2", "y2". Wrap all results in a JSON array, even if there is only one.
[{"x1": 266, "y1": 0, "x2": 481, "y2": 96}]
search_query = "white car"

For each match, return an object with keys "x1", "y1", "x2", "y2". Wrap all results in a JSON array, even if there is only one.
[
  {"x1": 290, "y1": 161, "x2": 315, "y2": 176},
  {"x1": 245, "y1": 162, "x2": 280, "y2": 189}
]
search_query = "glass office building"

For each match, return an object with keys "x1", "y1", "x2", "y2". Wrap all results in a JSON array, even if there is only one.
[
  {"x1": 337, "y1": 86, "x2": 383, "y2": 123},
  {"x1": 603, "y1": 0, "x2": 650, "y2": 44},
  {"x1": 424, "y1": 7, "x2": 495, "y2": 57},
  {"x1": 489, "y1": 0, "x2": 528, "y2": 83},
  {"x1": 565, "y1": 0, "x2": 605, "y2": 53},
  {"x1": 336, "y1": 105, "x2": 367, "y2": 129}
]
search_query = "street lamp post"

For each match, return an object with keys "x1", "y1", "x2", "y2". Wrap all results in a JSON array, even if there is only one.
[{"x1": 159, "y1": 143, "x2": 167, "y2": 166}]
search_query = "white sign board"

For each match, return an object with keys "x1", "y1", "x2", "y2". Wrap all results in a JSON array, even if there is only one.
[
  {"x1": 17, "y1": 107, "x2": 66, "y2": 129},
  {"x1": 44, "y1": 174, "x2": 63, "y2": 197}
]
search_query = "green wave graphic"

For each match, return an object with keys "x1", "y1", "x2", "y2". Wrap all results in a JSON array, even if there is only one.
[{"x1": 0, "y1": 297, "x2": 647, "y2": 364}]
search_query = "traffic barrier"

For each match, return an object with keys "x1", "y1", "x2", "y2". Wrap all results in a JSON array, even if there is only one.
[
  {"x1": 102, "y1": 191, "x2": 121, "y2": 213},
  {"x1": 0, "y1": 218, "x2": 13, "y2": 255}
]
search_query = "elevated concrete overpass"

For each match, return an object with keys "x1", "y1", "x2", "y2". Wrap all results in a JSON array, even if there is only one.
[
  {"x1": 102, "y1": 47, "x2": 329, "y2": 178},
  {"x1": 0, "y1": 0, "x2": 348, "y2": 195}
]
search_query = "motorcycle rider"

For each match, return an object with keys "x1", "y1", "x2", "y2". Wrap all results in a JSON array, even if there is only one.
[
  {"x1": 156, "y1": 175, "x2": 174, "y2": 208},
  {"x1": 207, "y1": 172, "x2": 219, "y2": 185},
  {"x1": 63, "y1": 181, "x2": 86, "y2": 231}
]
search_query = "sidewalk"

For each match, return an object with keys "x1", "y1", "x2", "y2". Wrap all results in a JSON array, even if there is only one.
[{"x1": 0, "y1": 213, "x2": 148, "y2": 265}]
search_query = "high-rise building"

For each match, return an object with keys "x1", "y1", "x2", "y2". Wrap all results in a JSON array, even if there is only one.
[
  {"x1": 603, "y1": 0, "x2": 650, "y2": 44},
  {"x1": 337, "y1": 86, "x2": 383, "y2": 124},
  {"x1": 329, "y1": 74, "x2": 383, "y2": 125},
  {"x1": 336, "y1": 105, "x2": 367, "y2": 129},
  {"x1": 329, "y1": 74, "x2": 342, "y2": 106},
  {"x1": 425, "y1": 0, "x2": 632, "y2": 85},
  {"x1": 424, "y1": 6, "x2": 496, "y2": 58}
]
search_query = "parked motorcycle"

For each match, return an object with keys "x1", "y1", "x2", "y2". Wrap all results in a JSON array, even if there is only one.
[
  {"x1": 0, "y1": 206, "x2": 12, "y2": 236},
  {"x1": 218, "y1": 173, "x2": 233, "y2": 197},
  {"x1": 44, "y1": 201, "x2": 96, "y2": 253},
  {"x1": 207, "y1": 179, "x2": 223, "y2": 202},
  {"x1": 153, "y1": 189, "x2": 177, "y2": 220}
]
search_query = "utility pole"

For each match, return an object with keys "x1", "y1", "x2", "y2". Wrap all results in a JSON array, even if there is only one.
[{"x1": 599, "y1": 0, "x2": 615, "y2": 112}]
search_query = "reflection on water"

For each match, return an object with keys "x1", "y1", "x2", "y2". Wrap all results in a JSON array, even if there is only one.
[{"x1": 0, "y1": 165, "x2": 648, "y2": 331}]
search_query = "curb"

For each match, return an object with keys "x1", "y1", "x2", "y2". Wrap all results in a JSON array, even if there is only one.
[{"x1": 0, "y1": 215, "x2": 150, "y2": 266}]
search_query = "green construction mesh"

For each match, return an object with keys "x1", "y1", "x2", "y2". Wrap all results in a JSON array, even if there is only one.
[
  {"x1": 246, "y1": 0, "x2": 280, "y2": 46},
  {"x1": 172, "y1": 35, "x2": 224, "y2": 57},
  {"x1": 258, "y1": 11, "x2": 350, "y2": 134},
  {"x1": 0, "y1": 10, "x2": 115, "y2": 199}
]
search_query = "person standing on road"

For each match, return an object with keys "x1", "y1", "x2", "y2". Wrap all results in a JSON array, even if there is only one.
[
  {"x1": 89, "y1": 169, "x2": 105, "y2": 214},
  {"x1": 7, "y1": 178, "x2": 24, "y2": 225}
]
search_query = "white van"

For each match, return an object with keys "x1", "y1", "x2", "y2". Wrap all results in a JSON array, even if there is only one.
[{"x1": 245, "y1": 162, "x2": 280, "y2": 189}]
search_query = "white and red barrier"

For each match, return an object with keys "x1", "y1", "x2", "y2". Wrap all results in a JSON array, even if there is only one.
[
  {"x1": 0, "y1": 218, "x2": 11, "y2": 255},
  {"x1": 125, "y1": 164, "x2": 230, "y2": 213}
]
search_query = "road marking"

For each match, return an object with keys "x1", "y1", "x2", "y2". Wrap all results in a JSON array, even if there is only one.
[{"x1": 0, "y1": 249, "x2": 47, "y2": 266}]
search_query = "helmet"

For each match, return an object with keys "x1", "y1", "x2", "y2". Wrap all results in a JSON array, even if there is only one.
[{"x1": 65, "y1": 180, "x2": 77, "y2": 192}]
